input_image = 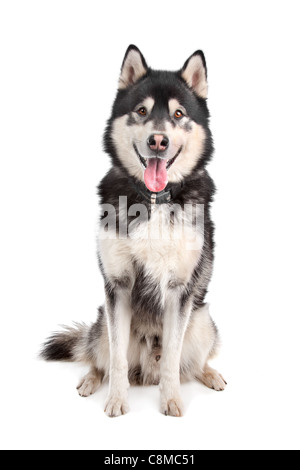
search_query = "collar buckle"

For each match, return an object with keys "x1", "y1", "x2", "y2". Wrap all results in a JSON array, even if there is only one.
[
  {"x1": 151, "y1": 193, "x2": 157, "y2": 205},
  {"x1": 129, "y1": 178, "x2": 184, "y2": 205}
]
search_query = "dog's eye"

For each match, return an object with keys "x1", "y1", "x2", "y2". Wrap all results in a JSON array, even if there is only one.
[
  {"x1": 174, "y1": 110, "x2": 184, "y2": 119},
  {"x1": 137, "y1": 107, "x2": 147, "y2": 116}
]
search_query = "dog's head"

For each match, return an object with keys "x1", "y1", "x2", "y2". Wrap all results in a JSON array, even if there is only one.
[{"x1": 105, "y1": 45, "x2": 213, "y2": 192}]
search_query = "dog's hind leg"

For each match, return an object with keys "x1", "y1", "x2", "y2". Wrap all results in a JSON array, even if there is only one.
[
  {"x1": 196, "y1": 363, "x2": 227, "y2": 391},
  {"x1": 77, "y1": 367, "x2": 104, "y2": 397},
  {"x1": 181, "y1": 304, "x2": 227, "y2": 391}
]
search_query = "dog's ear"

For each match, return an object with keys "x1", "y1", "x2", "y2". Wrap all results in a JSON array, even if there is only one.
[
  {"x1": 181, "y1": 51, "x2": 208, "y2": 99},
  {"x1": 119, "y1": 45, "x2": 148, "y2": 89}
]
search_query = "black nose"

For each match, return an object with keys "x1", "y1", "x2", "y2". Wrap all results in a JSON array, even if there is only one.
[{"x1": 147, "y1": 134, "x2": 169, "y2": 152}]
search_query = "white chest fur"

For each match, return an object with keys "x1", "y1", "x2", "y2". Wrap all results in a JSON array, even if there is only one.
[{"x1": 98, "y1": 204, "x2": 203, "y2": 290}]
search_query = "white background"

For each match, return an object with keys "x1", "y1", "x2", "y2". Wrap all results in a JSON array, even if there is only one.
[{"x1": 0, "y1": 0, "x2": 300, "y2": 451}]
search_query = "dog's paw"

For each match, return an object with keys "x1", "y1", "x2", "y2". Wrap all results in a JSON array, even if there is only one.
[
  {"x1": 200, "y1": 365, "x2": 227, "y2": 392},
  {"x1": 104, "y1": 395, "x2": 129, "y2": 418},
  {"x1": 77, "y1": 371, "x2": 102, "y2": 397},
  {"x1": 160, "y1": 395, "x2": 184, "y2": 417}
]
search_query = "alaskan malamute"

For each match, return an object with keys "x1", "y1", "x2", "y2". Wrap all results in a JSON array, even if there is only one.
[{"x1": 42, "y1": 45, "x2": 226, "y2": 417}]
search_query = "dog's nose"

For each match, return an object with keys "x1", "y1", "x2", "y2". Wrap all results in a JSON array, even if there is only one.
[{"x1": 147, "y1": 134, "x2": 169, "y2": 152}]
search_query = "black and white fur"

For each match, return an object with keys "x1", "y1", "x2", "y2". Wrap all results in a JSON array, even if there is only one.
[{"x1": 41, "y1": 45, "x2": 226, "y2": 417}]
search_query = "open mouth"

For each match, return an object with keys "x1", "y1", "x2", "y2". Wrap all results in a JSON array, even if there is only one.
[
  {"x1": 133, "y1": 144, "x2": 182, "y2": 193},
  {"x1": 133, "y1": 144, "x2": 182, "y2": 171}
]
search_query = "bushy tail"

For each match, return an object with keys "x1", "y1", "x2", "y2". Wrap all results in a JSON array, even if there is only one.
[{"x1": 40, "y1": 323, "x2": 89, "y2": 362}]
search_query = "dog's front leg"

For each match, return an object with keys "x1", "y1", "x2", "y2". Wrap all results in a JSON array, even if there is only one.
[
  {"x1": 160, "y1": 290, "x2": 192, "y2": 417},
  {"x1": 104, "y1": 287, "x2": 132, "y2": 418}
]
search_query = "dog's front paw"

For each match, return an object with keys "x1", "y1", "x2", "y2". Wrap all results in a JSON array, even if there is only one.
[
  {"x1": 104, "y1": 395, "x2": 129, "y2": 418},
  {"x1": 160, "y1": 394, "x2": 184, "y2": 417}
]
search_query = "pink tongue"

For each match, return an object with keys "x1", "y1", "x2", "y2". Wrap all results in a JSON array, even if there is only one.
[{"x1": 144, "y1": 158, "x2": 168, "y2": 192}]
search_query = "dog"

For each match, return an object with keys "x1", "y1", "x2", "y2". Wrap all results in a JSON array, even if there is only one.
[{"x1": 41, "y1": 45, "x2": 226, "y2": 417}]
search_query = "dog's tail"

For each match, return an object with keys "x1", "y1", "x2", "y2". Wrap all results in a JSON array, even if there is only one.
[{"x1": 40, "y1": 322, "x2": 90, "y2": 363}]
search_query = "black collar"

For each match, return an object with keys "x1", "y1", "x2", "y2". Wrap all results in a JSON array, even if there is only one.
[{"x1": 129, "y1": 179, "x2": 184, "y2": 205}]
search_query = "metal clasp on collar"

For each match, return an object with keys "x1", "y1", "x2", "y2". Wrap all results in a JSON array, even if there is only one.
[{"x1": 151, "y1": 193, "x2": 157, "y2": 205}]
